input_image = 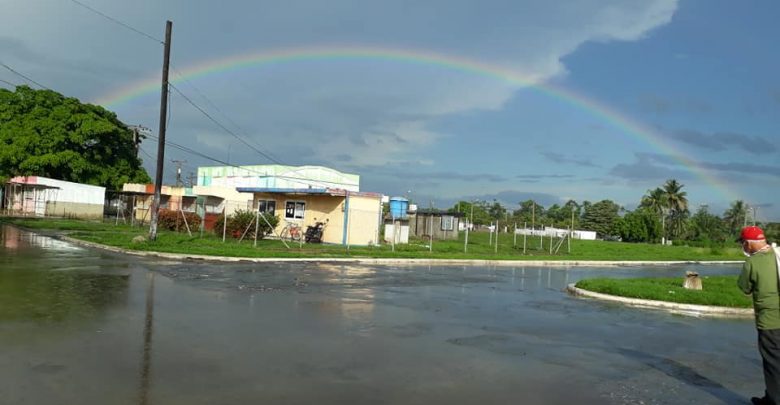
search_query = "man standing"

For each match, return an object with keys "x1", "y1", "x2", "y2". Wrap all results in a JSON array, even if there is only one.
[{"x1": 738, "y1": 226, "x2": 780, "y2": 405}]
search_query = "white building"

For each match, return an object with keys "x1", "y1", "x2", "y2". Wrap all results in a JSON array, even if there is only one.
[{"x1": 2, "y1": 176, "x2": 105, "y2": 219}]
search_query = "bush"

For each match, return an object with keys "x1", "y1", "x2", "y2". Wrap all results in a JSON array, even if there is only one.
[
  {"x1": 157, "y1": 209, "x2": 202, "y2": 232},
  {"x1": 213, "y1": 210, "x2": 279, "y2": 240}
]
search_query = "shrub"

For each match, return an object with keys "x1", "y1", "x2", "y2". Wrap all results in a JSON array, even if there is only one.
[
  {"x1": 213, "y1": 210, "x2": 278, "y2": 240},
  {"x1": 157, "y1": 208, "x2": 202, "y2": 232}
]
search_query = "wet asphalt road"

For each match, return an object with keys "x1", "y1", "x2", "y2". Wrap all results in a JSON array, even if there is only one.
[{"x1": 0, "y1": 225, "x2": 762, "y2": 404}]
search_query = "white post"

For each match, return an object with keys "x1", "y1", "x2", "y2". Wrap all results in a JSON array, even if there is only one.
[
  {"x1": 222, "y1": 204, "x2": 227, "y2": 243},
  {"x1": 253, "y1": 209, "x2": 260, "y2": 247},
  {"x1": 489, "y1": 222, "x2": 493, "y2": 246},
  {"x1": 429, "y1": 201, "x2": 434, "y2": 253},
  {"x1": 494, "y1": 220, "x2": 499, "y2": 254},
  {"x1": 523, "y1": 222, "x2": 527, "y2": 254},
  {"x1": 131, "y1": 195, "x2": 136, "y2": 227},
  {"x1": 513, "y1": 222, "x2": 517, "y2": 247}
]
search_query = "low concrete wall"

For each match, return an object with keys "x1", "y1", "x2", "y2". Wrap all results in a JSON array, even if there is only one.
[{"x1": 45, "y1": 201, "x2": 103, "y2": 219}]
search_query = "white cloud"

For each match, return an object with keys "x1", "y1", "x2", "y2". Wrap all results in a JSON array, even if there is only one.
[{"x1": 1, "y1": 0, "x2": 679, "y2": 174}]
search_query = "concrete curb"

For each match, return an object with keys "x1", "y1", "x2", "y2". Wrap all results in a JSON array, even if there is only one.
[
  {"x1": 57, "y1": 235, "x2": 743, "y2": 267},
  {"x1": 566, "y1": 283, "x2": 754, "y2": 318}
]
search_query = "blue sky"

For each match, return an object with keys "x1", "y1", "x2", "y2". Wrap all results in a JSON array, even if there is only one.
[{"x1": 2, "y1": 0, "x2": 778, "y2": 219}]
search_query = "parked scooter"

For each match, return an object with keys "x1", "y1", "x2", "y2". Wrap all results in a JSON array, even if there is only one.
[{"x1": 305, "y1": 218, "x2": 328, "y2": 243}]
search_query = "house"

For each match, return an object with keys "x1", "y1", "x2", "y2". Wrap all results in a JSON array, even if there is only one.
[
  {"x1": 409, "y1": 209, "x2": 463, "y2": 240},
  {"x1": 236, "y1": 187, "x2": 382, "y2": 246},
  {"x1": 198, "y1": 165, "x2": 360, "y2": 192},
  {"x1": 2, "y1": 176, "x2": 105, "y2": 219},
  {"x1": 122, "y1": 184, "x2": 198, "y2": 223}
]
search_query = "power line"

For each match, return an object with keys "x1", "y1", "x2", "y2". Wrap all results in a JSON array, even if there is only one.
[
  {"x1": 0, "y1": 62, "x2": 49, "y2": 89},
  {"x1": 64, "y1": 0, "x2": 283, "y2": 167},
  {"x1": 168, "y1": 82, "x2": 282, "y2": 165},
  {"x1": 67, "y1": 0, "x2": 164, "y2": 44},
  {"x1": 0, "y1": 78, "x2": 17, "y2": 87},
  {"x1": 171, "y1": 69, "x2": 283, "y2": 163}
]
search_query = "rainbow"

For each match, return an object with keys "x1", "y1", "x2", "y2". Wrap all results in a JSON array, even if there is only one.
[{"x1": 95, "y1": 45, "x2": 740, "y2": 201}]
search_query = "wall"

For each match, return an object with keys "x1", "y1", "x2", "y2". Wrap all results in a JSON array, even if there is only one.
[{"x1": 46, "y1": 201, "x2": 103, "y2": 219}]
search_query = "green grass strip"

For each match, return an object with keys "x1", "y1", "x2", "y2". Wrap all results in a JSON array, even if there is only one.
[{"x1": 575, "y1": 276, "x2": 752, "y2": 308}]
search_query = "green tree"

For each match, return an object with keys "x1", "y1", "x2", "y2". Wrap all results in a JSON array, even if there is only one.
[
  {"x1": 662, "y1": 179, "x2": 689, "y2": 239},
  {"x1": 640, "y1": 187, "x2": 667, "y2": 217},
  {"x1": 581, "y1": 200, "x2": 621, "y2": 239},
  {"x1": 723, "y1": 200, "x2": 748, "y2": 236},
  {"x1": 450, "y1": 201, "x2": 491, "y2": 226},
  {"x1": 513, "y1": 199, "x2": 545, "y2": 227},
  {"x1": 690, "y1": 205, "x2": 727, "y2": 243},
  {"x1": 615, "y1": 208, "x2": 662, "y2": 243},
  {"x1": 0, "y1": 86, "x2": 150, "y2": 189}
]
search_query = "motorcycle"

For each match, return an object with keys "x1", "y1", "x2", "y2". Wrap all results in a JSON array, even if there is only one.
[{"x1": 305, "y1": 218, "x2": 328, "y2": 243}]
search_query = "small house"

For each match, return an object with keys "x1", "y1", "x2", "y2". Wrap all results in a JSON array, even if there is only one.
[
  {"x1": 2, "y1": 176, "x2": 105, "y2": 219},
  {"x1": 409, "y1": 209, "x2": 463, "y2": 240},
  {"x1": 237, "y1": 187, "x2": 382, "y2": 245}
]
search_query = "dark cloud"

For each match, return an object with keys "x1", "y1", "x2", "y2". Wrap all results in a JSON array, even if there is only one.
[
  {"x1": 608, "y1": 154, "x2": 691, "y2": 181},
  {"x1": 664, "y1": 129, "x2": 776, "y2": 155},
  {"x1": 516, "y1": 174, "x2": 575, "y2": 179},
  {"x1": 464, "y1": 190, "x2": 562, "y2": 207},
  {"x1": 540, "y1": 152, "x2": 599, "y2": 168},
  {"x1": 609, "y1": 152, "x2": 780, "y2": 183},
  {"x1": 637, "y1": 94, "x2": 712, "y2": 114}
]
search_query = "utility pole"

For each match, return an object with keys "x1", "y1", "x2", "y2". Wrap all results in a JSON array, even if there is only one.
[
  {"x1": 149, "y1": 20, "x2": 172, "y2": 241},
  {"x1": 171, "y1": 160, "x2": 186, "y2": 187},
  {"x1": 187, "y1": 172, "x2": 196, "y2": 187}
]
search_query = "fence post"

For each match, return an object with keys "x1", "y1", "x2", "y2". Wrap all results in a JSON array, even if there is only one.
[
  {"x1": 222, "y1": 205, "x2": 227, "y2": 243},
  {"x1": 253, "y1": 209, "x2": 260, "y2": 247},
  {"x1": 523, "y1": 222, "x2": 527, "y2": 254},
  {"x1": 494, "y1": 220, "x2": 499, "y2": 254}
]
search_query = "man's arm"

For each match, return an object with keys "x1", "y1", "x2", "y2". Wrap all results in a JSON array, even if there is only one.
[{"x1": 738, "y1": 261, "x2": 753, "y2": 295}]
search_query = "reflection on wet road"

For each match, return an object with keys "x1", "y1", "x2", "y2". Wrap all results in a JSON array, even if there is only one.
[{"x1": 0, "y1": 224, "x2": 760, "y2": 404}]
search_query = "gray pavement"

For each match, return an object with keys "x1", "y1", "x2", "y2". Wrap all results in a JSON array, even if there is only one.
[{"x1": 0, "y1": 224, "x2": 762, "y2": 404}]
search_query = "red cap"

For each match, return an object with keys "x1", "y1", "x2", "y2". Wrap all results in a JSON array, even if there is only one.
[{"x1": 739, "y1": 226, "x2": 765, "y2": 242}]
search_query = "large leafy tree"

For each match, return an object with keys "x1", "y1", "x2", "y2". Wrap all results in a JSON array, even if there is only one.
[
  {"x1": 581, "y1": 199, "x2": 621, "y2": 239},
  {"x1": 614, "y1": 208, "x2": 662, "y2": 243},
  {"x1": 0, "y1": 86, "x2": 150, "y2": 189},
  {"x1": 513, "y1": 199, "x2": 545, "y2": 227}
]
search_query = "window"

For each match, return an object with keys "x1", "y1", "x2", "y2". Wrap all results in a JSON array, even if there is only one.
[
  {"x1": 257, "y1": 199, "x2": 276, "y2": 214},
  {"x1": 441, "y1": 215, "x2": 454, "y2": 231},
  {"x1": 285, "y1": 201, "x2": 305, "y2": 220}
]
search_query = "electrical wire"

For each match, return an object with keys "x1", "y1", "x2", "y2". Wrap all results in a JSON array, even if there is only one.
[
  {"x1": 0, "y1": 62, "x2": 50, "y2": 89},
  {"x1": 62, "y1": 0, "x2": 284, "y2": 167},
  {"x1": 168, "y1": 83, "x2": 282, "y2": 165},
  {"x1": 171, "y1": 69, "x2": 283, "y2": 163},
  {"x1": 67, "y1": 0, "x2": 164, "y2": 44},
  {"x1": 64, "y1": 0, "x2": 291, "y2": 173},
  {"x1": 0, "y1": 78, "x2": 17, "y2": 87}
]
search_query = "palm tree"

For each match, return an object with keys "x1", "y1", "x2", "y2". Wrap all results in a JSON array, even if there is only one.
[
  {"x1": 640, "y1": 187, "x2": 667, "y2": 216},
  {"x1": 723, "y1": 200, "x2": 748, "y2": 235},
  {"x1": 662, "y1": 179, "x2": 689, "y2": 239}
]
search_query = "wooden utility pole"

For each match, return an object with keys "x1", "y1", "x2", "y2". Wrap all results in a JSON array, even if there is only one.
[{"x1": 149, "y1": 20, "x2": 172, "y2": 241}]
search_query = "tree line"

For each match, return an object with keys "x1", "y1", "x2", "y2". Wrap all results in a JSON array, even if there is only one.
[{"x1": 448, "y1": 179, "x2": 777, "y2": 245}]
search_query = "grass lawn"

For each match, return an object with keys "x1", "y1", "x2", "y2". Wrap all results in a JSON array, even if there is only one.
[
  {"x1": 575, "y1": 276, "x2": 752, "y2": 308},
  {"x1": 1, "y1": 217, "x2": 744, "y2": 262}
]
